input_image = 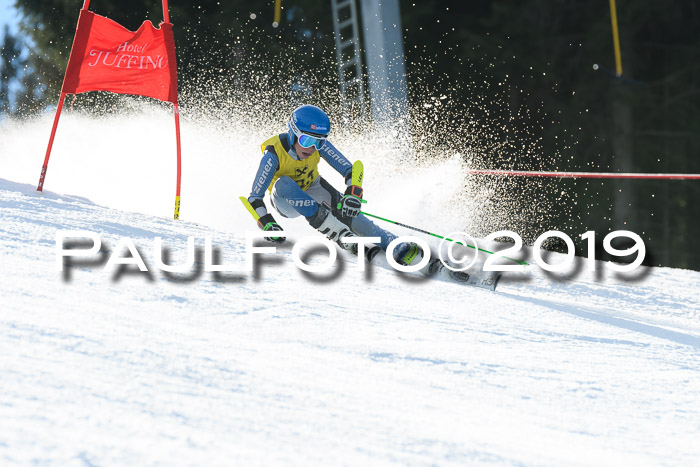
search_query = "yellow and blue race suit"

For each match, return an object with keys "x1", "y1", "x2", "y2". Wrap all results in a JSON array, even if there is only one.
[{"x1": 246, "y1": 132, "x2": 398, "y2": 250}]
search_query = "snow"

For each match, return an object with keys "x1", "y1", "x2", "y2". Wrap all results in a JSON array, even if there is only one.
[{"x1": 1, "y1": 112, "x2": 700, "y2": 465}]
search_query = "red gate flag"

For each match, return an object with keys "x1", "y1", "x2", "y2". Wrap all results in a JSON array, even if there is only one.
[
  {"x1": 38, "y1": 1, "x2": 183, "y2": 220},
  {"x1": 62, "y1": 10, "x2": 178, "y2": 104}
]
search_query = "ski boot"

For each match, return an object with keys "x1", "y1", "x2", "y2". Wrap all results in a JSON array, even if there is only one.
[
  {"x1": 394, "y1": 242, "x2": 442, "y2": 277},
  {"x1": 307, "y1": 203, "x2": 356, "y2": 251},
  {"x1": 350, "y1": 243, "x2": 381, "y2": 263}
]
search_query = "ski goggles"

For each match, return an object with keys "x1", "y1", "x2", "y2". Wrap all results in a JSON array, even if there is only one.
[
  {"x1": 290, "y1": 119, "x2": 327, "y2": 150},
  {"x1": 297, "y1": 133, "x2": 326, "y2": 150}
]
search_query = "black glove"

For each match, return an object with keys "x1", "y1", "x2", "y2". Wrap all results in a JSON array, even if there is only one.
[
  {"x1": 257, "y1": 213, "x2": 285, "y2": 243},
  {"x1": 338, "y1": 185, "x2": 363, "y2": 218}
]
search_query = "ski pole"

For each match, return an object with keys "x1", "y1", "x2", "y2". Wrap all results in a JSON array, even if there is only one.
[{"x1": 361, "y1": 211, "x2": 529, "y2": 266}]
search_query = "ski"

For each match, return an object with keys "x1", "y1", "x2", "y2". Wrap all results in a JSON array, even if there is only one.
[
  {"x1": 441, "y1": 266, "x2": 501, "y2": 291},
  {"x1": 427, "y1": 258, "x2": 500, "y2": 291},
  {"x1": 362, "y1": 250, "x2": 501, "y2": 291}
]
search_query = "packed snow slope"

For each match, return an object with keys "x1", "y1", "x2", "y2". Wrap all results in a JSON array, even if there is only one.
[{"x1": 1, "y1": 112, "x2": 700, "y2": 465}]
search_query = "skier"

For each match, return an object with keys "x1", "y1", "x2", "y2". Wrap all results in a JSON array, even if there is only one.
[{"x1": 246, "y1": 104, "x2": 437, "y2": 273}]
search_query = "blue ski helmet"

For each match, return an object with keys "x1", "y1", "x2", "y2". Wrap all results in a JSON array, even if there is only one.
[{"x1": 288, "y1": 104, "x2": 330, "y2": 149}]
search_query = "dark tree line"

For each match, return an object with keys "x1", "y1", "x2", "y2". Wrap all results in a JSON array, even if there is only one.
[
  {"x1": 400, "y1": 1, "x2": 700, "y2": 269},
  {"x1": 2, "y1": 0, "x2": 699, "y2": 269}
]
